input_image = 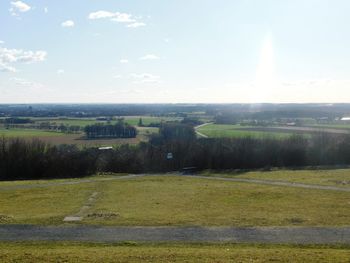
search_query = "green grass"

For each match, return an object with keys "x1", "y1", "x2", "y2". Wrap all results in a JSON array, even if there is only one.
[
  {"x1": 1, "y1": 242, "x2": 350, "y2": 262},
  {"x1": 1, "y1": 173, "x2": 350, "y2": 226},
  {"x1": 84, "y1": 175, "x2": 350, "y2": 226},
  {"x1": 197, "y1": 124, "x2": 292, "y2": 139},
  {"x1": 0, "y1": 128, "x2": 64, "y2": 138},
  {"x1": 211, "y1": 169, "x2": 350, "y2": 188},
  {"x1": 0, "y1": 183, "x2": 96, "y2": 224}
]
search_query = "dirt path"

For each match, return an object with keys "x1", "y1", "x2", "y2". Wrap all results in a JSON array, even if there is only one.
[
  {"x1": 1, "y1": 173, "x2": 350, "y2": 193},
  {"x1": 63, "y1": 192, "x2": 99, "y2": 222},
  {"x1": 194, "y1": 123, "x2": 212, "y2": 138},
  {"x1": 0, "y1": 225, "x2": 350, "y2": 244},
  {"x1": 184, "y1": 175, "x2": 350, "y2": 192},
  {"x1": 0, "y1": 174, "x2": 145, "y2": 191}
]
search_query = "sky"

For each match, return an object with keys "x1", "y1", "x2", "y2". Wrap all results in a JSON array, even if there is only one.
[{"x1": 1, "y1": 0, "x2": 350, "y2": 103}]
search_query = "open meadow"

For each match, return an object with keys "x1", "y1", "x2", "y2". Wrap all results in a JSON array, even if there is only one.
[
  {"x1": 1, "y1": 170, "x2": 350, "y2": 227},
  {"x1": 1, "y1": 165, "x2": 350, "y2": 261}
]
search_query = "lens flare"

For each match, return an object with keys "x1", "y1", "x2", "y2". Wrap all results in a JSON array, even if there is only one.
[{"x1": 252, "y1": 34, "x2": 277, "y2": 102}]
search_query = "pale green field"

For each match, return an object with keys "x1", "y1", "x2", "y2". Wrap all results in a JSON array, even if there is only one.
[
  {"x1": 1, "y1": 173, "x2": 350, "y2": 226},
  {"x1": 123, "y1": 116, "x2": 182, "y2": 126},
  {"x1": 0, "y1": 242, "x2": 349, "y2": 263},
  {"x1": 0, "y1": 128, "x2": 64, "y2": 138},
  {"x1": 197, "y1": 124, "x2": 292, "y2": 138},
  {"x1": 33, "y1": 116, "x2": 181, "y2": 127}
]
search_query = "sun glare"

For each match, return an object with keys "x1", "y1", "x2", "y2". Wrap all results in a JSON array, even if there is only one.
[{"x1": 252, "y1": 34, "x2": 277, "y2": 102}]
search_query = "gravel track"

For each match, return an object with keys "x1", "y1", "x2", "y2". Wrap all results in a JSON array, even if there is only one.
[{"x1": 0, "y1": 225, "x2": 350, "y2": 244}]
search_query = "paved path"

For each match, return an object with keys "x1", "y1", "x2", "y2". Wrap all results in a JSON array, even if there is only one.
[{"x1": 0, "y1": 225, "x2": 350, "y2": 244}]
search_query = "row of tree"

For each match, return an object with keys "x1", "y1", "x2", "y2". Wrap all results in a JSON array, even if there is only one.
[
  {"x1": 3, "y1": 123, "x2": 350, "y2": 180},
  {"x1": 3, "y1": 123, "x2": 81, "y2": 133},
  {"x1": 84, "y1": 122, "x2": 137, "y2": 139}
]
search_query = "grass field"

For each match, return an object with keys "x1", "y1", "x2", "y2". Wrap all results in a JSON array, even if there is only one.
[
  {"x1": 33, "y1": 116, "x2": 181, "y2": 127},
  {"x1": 207, "y1": 169, "x2": 350, "y2": 188},
  {"x1": 0, "y1": 128, "x2": 64, "y2": 138},
  {"x1": 197, "y1": 124, "x2": 293, "y2": 139},
  {"x1": 1, "y1": 173, "x2": 350, "y2": 226},
  {"x1": 0, "y1": 242, "x2": 349, "y2": 262},
  {"x1": 309, "y1": 123, "x2": 350, "y2": 130}
]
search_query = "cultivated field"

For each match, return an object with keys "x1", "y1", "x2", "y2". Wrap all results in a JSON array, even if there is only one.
[{"x1": 0, "y1": 126, "x2": 158, "y2": 146}]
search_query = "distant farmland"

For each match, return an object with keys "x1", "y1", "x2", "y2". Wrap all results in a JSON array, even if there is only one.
[
  {"x1": 196, "y1": 123, "x2": 350, "y2": 139},
  {"x1": 33, "y1": 116, "x2": 182, "y2": 127},
  {"x1": 0, "y1": 123, "x2": 159, "y2": 147},
  {"x1": 196, "y1": 124, "x2": 293, "y2": 139}
]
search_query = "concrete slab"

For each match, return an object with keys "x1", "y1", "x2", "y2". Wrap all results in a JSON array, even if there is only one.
[{"x1": 63, "y1": 216, "x2": 82, "y2": 222}]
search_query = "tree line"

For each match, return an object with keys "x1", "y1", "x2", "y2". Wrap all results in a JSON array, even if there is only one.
[
  {"x1": 84, "y1": 122, "x2": 137, "y2": 139},
  {"x1": 2, "y1": 123, "x2": 350, "y2": 180}
]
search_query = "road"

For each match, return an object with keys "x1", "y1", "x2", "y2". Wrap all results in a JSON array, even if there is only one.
[{"x1": 0, "y1": 225, "x2": 350, "y2": 244}]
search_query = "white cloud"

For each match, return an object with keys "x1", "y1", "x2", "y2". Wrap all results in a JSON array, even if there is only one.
[
  {"x1": 130, "y1": 73, "x2": 161, "y2": 84},
  {"x1": 140, "y1": 54, "x2": 160, "y2": 60},
  {"x1": 57, "y1": 69, "x2": 64, "y2": 74},
  {"x1": 10, "y1": 77, "x2": 44, "y2": 89},
  {"x1": 88, "y1": 10, "x2": 145, "y2": 28},
  {"x1": 127, "y1": 22, "x2": 146, "y2": 28},
  {"x1": 88, "y1": 11, "x2": 115, "y2": 19},
  {"x1": 9, "y1": 1, "x2": 31, "y2": 16},
  {"x1": 44, "y1": 7, "x2": 48, "y2": 14},
  {"x1": 120, "y1": 59, "x2": 129, "y2": 64},
  {"x1": 113, "y1": 75, "x2": 122, "y2": 79},
  {"x1": 0, "y1": 41, "x2": 4, "y2": 45},
  {"x1": 0, "y1": 63, "x2": 16, "y2": 73},
  {"x1": 61, "y1": 20, "x2": 75, "y2": 28},
  {"x1": 0, "y1": 47, "x2": 47, "y2": 73},
  {"x1": 111, "y1": 13, "x2": 135, "y2": 23}
]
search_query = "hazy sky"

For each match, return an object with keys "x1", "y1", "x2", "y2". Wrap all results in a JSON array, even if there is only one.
[{"x1": 1, "y1": 0, "x2": 350, "y2": 103}]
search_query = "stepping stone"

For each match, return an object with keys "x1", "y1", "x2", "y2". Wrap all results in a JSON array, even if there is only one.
[{"x1": 63, "y1": 216, "x2": 82, "y2": 222}]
